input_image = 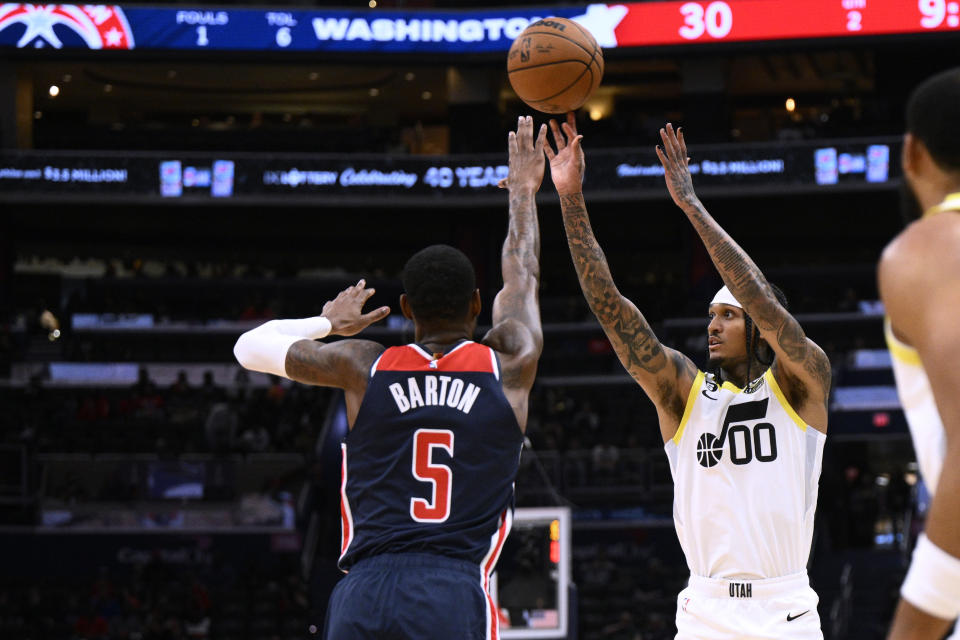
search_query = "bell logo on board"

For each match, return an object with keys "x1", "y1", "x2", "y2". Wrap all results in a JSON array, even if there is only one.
[{"x1": 0, "y1": 4, "x2": 134, "y2": 49}]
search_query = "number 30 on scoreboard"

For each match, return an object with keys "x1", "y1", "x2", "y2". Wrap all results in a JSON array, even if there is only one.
[{"x1": 679, "y1": 1, "x2": 733, "y2": 40}]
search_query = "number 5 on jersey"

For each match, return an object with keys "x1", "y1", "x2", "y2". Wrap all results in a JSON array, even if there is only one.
[{"x1": 410, "y1": 429, "x2": 454, "y2": 523}]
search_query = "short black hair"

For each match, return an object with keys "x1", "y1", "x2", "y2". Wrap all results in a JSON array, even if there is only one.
[
  {"x1": 402, "y1": 245, "x2": 476, "y2": 321},
  {"x1": 906, "y1": 67, "x2": 960, "y2": 172}
]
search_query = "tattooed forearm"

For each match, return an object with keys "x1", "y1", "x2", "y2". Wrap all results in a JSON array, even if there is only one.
[
  {"x1": 776, "y1": 316, "x2": 809, "y2": 361},
  {"x1": 284, "y1": 339, "x2": 383, "y2": 388},
  {"x1": 683, "y1": 201, "x2": 782, "y2": 330},
  {"x1": 284, "y1": 339, "x2": 323, "y2": 383},
  {"x1": 559, "y1": 192, "x2": 667, "y2": 375},
  {"x1": 504, "y1": 190, "x2": 541, "y2": 279},
  {"x1": 495, "y1": 188, "x2": 541, "y2": 330}
]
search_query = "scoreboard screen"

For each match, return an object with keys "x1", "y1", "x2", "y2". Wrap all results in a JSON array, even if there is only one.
[{"x1": 0, "y1": 2, "x2": 955, "y2": 55}]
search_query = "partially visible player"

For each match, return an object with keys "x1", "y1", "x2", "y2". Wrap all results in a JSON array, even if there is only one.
[
  {"x1": 880, "y1": 68, "x2": 960, "y2": 640},
  {"x1": 545, "y1": 114, "x2": 831, "y2": 639},
  {"x1": 233, "y1": 116, "x2": 547, "y2": 640}
]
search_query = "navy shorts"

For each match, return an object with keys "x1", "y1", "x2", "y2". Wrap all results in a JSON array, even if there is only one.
[{"x1": 324, "y1": 553, "x2": 495, "y2": 640}]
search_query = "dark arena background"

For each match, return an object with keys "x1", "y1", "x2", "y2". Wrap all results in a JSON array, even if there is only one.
[{"x1": 1, "y1": 1, "x2": 959, "y2": 639}]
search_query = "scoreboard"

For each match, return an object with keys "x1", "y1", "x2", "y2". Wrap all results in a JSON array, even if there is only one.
[
  {"x1": 613, "y1": 0, "x2": 960, "y2": 47},
  {"x1": 0, "y1": 2, "x2": 956, "y2": 55}
]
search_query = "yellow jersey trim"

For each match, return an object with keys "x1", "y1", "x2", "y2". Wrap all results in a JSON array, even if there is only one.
[
  {"x1": 721, "y1": 380, "x2": 742, "y2": 393},
  {"x1": 672, "y1": 370, "x2": 705, "y2": 445},
  {"x1": 884, "y1": 317, "x2": 922, "y2": 366},
  {"x1": 923, "y1": 192, "x2": 960, "y2": 218},
  {"x1": 764, "y1": 369, "x2": 807, "y2": 432}
]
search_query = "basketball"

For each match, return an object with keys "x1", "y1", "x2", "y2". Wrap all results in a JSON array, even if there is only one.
[{"x1": 507, "y1": 17, "x2": 604, "y2": 114}]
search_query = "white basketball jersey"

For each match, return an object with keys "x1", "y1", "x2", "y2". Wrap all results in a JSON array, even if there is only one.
[
  {"x1": 886, "y1": 317, "x2": 946, "y2": 492},
  {"x1": 665, "y1": 368, "x2": 826, "y2": 580},
  {"x1": 884, "y1": 193, "x2": 960, "y2": 495}
]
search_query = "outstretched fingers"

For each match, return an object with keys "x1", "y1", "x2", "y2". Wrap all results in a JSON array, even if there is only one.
[
  {"x1": 561, "y1": 112, "x2": 580, "y2": 145},
  {"x1": 665, "y1": 123, "x2": 686, "y2": 165},
  {"x1": 549, "y1": 118, "x2": 567, "y2": 151},
  {"x1": 346, "y1": 279, "x2": 374, "y2": 303},
  {"x1": 543, "y1": 142, "x2": 556, "y2": 162},
  {"x1": 361, "y1": 305, "x2": 391, "y2": 324},
  {"x1": 534, "y1": 123, "x2": 547, "y2": 153},
  {"x1": 658, "y1": 124, "x2": 683, "y2": 168},
  {"x1": 654, "y1": 142, "x2": 667, "y2": 168},
  {"x1": 544, "y1": 121, "x2": 557, "y2": 161},
  {"x1": 568, "y1": 134, "x2": 584, "y2": 153},
  {"x1": 667, "y1": 124, "x2": 684, "y2": 165},
  {"x1": 658, "y1": 125, "x2": 673, "y2": 163},
  {"x1": 517, "y1": 115, "x2": 531, "y2": 149},
  {"x1": 657, "y1": 131, "x2": 668, "y2": 167}
]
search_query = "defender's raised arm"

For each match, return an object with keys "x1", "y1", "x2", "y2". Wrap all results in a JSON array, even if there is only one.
[{"x1": 483, "y1": 116, "x2": 547, "y2": 429}]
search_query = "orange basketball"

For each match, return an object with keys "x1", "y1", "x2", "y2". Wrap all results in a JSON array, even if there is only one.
[{"x1": 507, "y1": 17, "x2": 604, "y2": 114}]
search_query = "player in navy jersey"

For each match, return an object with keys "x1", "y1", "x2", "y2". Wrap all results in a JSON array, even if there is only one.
[{"x1": 233, "y1": 116, "x2": 547, "y2": 640}]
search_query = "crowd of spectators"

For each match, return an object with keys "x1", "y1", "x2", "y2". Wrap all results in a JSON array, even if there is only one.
[
  {"x1": 1, "y1": 370, "x2": 331, "y2": 455},
  {"x1": 575, "y1": 534, "x2": 686, "y2": 640},
  {"x1": 11, "y1": 251, "x2": 881, "y2": 326},
  {"x1": 0, "y1": 559, "x2": 308, "y2": 640}
]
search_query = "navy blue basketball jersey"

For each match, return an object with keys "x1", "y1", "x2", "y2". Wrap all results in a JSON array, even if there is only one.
[{"x1": 338, "y1": 340, "x2": 524, "y2": 583}]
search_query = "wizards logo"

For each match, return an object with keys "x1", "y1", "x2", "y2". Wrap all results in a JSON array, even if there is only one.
[{"x1": 0, "y1": 4, "x2": 134, "y2": 49}]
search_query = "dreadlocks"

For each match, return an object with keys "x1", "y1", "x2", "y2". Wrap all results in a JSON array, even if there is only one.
[{"x1": 742, "y1": 284, "x2": 789, "y2": 388}]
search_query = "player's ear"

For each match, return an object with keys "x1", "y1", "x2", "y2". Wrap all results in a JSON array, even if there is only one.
[
  {"x1": 399, "y1": 294, "x2": 415, "y2": 320},
  {"x1": 902, "y1": 132, "x2": 917, "y2": 179},
  {"x1": 470, "y1": 289, "x2": 482, "y2": 317},
  {"x1": 902, "y1": 132, "x2": 931, "y2": 181}
]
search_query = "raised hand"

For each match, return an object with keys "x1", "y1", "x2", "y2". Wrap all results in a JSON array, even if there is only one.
[
  {"x1": 656, "y1": 123, "x2": 699, "y2": 210},
  {"x1": 321, "y1": 279, "x2": 390, "y2": 336},
  {"x1": 498, "y1": 115, "x2": 548, "y2": 192},
  {"x1": 544, "y1": 112, "x2": 585, "y2": 196}
]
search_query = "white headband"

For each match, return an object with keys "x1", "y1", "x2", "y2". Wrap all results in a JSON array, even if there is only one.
[{"x1": 710, "y1": 285, "x2": 742, "y2": 309}]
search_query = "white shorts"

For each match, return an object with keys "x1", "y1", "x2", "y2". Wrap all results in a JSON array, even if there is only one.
[{"x1": 675, "y1": 572, "x2": 823, "y2": 640}]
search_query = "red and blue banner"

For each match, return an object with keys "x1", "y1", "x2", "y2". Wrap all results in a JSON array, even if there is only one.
[{"x1": 0, "y1": 2, "x2": 957, "y2": 54}]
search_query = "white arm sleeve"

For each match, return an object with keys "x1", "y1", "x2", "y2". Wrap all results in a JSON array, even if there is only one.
[
  {"x1": 233, "y1": 317, "x2": 332, "y2": 378},
  {"x1": 901, "y1": 533, "x2": 960, "y2": 620}
]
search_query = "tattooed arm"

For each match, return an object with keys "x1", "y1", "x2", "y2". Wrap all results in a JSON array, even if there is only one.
[
  {"x1": 657, "y1": 123, "x2": 830, "y2": 432},
  {"x1": 546, "y1": 114, "x2": 698, "y2": 443},
  {"x1": 483, "y1": 116, "x2": 546, "y2": 431},
  {"x1": 234, "y1": 280, "x2": 389, "y2": 427}
]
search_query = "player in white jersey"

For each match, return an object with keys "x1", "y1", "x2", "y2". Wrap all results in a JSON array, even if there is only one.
[
  {"x1": 543, "y1": 115, "x2": 831, "y2": 639},
  {"x1": 879, "y1": 68, "x2": 960, "y2": 640}
]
